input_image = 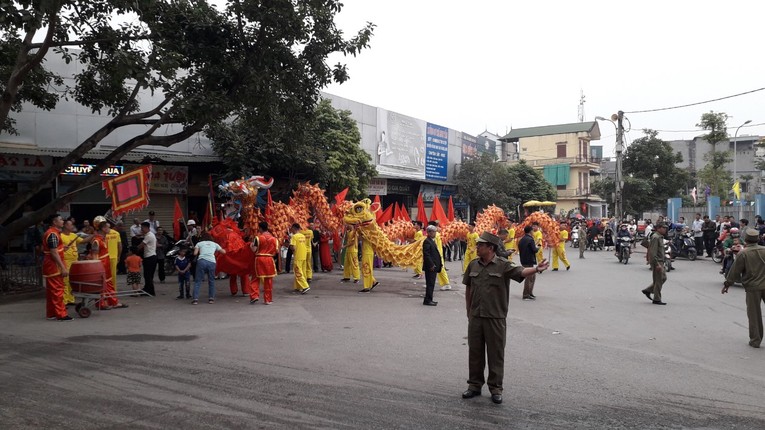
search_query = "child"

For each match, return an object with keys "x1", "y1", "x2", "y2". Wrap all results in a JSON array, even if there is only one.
[
  {"x1": 125, "y1": 247, "x2": 143, "y2": 296},
  {"x1": 175, "y1": 248, "x2": 192, "y2": 299}
]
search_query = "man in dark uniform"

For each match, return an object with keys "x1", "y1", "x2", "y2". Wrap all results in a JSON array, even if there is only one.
[
  {"x1": 422, "y1": 225, "x2": 442, "y2": 306},
  {"x1": 517, "y1": 226, "x2": 539, "y2": 300},
  {"x1": 461, "y1": 232, "x2": 548, "y2": 404},
  {"x1": 642, "y1": 222, "x2": 668, "y2": 305},
  {"x1": 723, "y1": 228, "x2": 765, "y2": 348}
]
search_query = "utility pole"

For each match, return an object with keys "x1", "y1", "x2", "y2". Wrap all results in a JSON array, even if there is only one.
[{"x1": 615, "y1": 110, "x2": 625, "y2": 221}]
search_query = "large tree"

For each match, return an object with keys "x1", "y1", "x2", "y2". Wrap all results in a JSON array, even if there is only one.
[
  {"x1": 456, "y1": 154, "x2": 555, "y2": 216},
  {"x1": 208, "y1": 98, "x2": 377, "y2": 199},
  {"x1": 607, "y1": 129, "x2": 688, "y2": 212},
  {"x1": 0, "y1": 0, "x2": 374, "y2": 247},
  {"x1": 696, "y1": 111, "x2": 731, "y2": 196}
]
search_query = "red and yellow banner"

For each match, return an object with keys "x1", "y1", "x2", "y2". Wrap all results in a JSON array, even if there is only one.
[{"x1": 102, "y1": 165, "x2": 152, "y2": 216}]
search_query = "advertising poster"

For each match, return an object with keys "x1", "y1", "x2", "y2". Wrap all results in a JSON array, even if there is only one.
[
  {"x1": 425, "y1": 122, "x2": 448, "y2": 181},
  {"x1": 376, "y1": 109, "x2": 426, "y2": 180}
]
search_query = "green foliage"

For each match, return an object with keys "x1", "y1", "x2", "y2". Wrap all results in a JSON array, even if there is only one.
[
  {"x1": 209, "y1": 99, "x2": 376, "y2": 200},
  {"x1": 591, "y1": 176, "x2": 654, "y2": 217},
  {"x1": 619, "y1": 129, "x2": 688, "y2": 212},
  {"x1": 0, "y1": 0, "x2": 375, "y2": 247},
  {"x1": 696, "y1": 111, "x2": 729, "y2": 148},
  {"x1": 456, "y1": 156, "x2": 555, "y2": 215}
]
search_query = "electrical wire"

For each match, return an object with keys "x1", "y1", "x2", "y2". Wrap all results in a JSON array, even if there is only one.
[
  {"x1": 624, "y1": 87, "x2": 765, "y2": 114},
  {"x1": 628, "y1": 122, "x2": 765, "y2": 134}
]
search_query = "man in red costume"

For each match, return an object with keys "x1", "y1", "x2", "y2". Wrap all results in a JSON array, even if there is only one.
[
  {"x1": 43, "y1": 214, "x2": 72, "y2": 321},
  {"x1": 249, "y1": 221, "x2": 278, "y2": 305},
  {"x1": 91, "y1": 221, "x2": 128, "y2": 310}
]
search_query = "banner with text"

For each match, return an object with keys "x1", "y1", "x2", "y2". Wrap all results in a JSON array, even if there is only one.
[
  {"x1": 375, "y1": 109, "x2": 426, "y2": 180},
  {"x1": 147, "y1": 165, "x2": 188, "y2": 194},
  {"x1": 425, "y1": 123, "x2": 449, "y2": 181}
]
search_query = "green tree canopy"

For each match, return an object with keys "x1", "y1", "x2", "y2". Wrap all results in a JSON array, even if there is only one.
[
  {"x1": 209, "y1": 98, "x2": 376, "y2": 199},
  {"x1": 456, "y1": 155, "x2": 555, "y2": 218},
  {"x1": 0, "y1": 0, "x2": 374, "y2": 247},
  {"x1": 697, "y1": 111, "x2": 729, "y2": 150}
]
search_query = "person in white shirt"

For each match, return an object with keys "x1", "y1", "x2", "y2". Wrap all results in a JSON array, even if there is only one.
[
  {"x1": 129, "y1": 218, "x2": 142, "y2": 239},
  {"x1": 144, "y1": 211, "x2": 160, "y2": 234},
  {"x1": 692, "y1": 213, "x2": 704, "y2": 257},
  {"x1": 137, "y1": 222, "x2": 157, "y2": 296}
]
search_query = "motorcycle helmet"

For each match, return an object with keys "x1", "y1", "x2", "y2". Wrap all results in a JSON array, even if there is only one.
[{"x1": 730, "y1": 227, "x2": 740, "y2": 237}]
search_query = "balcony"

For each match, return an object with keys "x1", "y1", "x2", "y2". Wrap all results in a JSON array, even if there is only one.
[
  {"x1": 556, "y1": 188, "x2": 602, "y2": 200},
  {"x1": 508, "y1": 155, "x2": 602, "y2": 168}
]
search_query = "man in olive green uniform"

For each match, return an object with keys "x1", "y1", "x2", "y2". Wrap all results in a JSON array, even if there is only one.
[
  {"x1": 461, "y1": 232, "x2": 549, "y2": 405},
  {"x1": 642, "y1": 222, "x2": 668, "y2": 305},
  {"x1": 723, "y1": 228, "x2": 765, "y2": 348}
]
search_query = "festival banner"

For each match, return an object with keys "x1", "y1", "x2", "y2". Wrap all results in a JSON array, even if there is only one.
[
  {"x1": 102, "y1": 165, "x2": 152, "y2": 216},
  {"x1": 425, "y1": 122, "x2": 449, "y2": 181}
]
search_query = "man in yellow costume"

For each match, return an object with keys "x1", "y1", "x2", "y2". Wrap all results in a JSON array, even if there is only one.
[
  {"x1": 106, "y1": 221, "x2": 122, "y2": 291},
  {"x1": 463, "y1": 222, "x2": 479, "y2": 272},
  {"x1": 552, "y1": 225, "x2": 571, "y2": 271},
  {"x1": 289, "y1": 223, "x2": 310, "y2": 294},
  {"x1": 429, "y1": 221, "x2": 451, "y2": 291},
  {"x1": 532, "y1": 222, "x2": 544, "y2": 263},
  {"x1": 506, "y1": 224, "x2": 517, "y2": 261},
  {"x1": 412, "y1": 221, "x2": 424, "y2": 279},
  {"x1": 358, "y1": 236, "x2": 379, "y2": 293},
  {"x1": 300, "y1": 223, "x2": 315, "y2": 283},
  {"x1": 341, "y1": 227, "x2": 361, "y2": 283},
  {"x1": 60, "y1": 219, "x2": 91, "y2": 305}
]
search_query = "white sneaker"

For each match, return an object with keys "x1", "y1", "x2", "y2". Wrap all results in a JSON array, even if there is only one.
[{"x1": 440, "y1": 285, "x2": 452, "y2": 291}]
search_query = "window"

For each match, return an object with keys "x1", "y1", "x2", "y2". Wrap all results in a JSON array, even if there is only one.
[{"x1": 557, "y1": 143, "x2": 566, "y2": 158}]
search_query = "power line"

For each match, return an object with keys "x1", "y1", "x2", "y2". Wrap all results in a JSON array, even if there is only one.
[
  {"x1": 624, "y1": 87, "x2": 765, "y2": 114},
  {"x1": 626, "y1": 122, "x2": 765, "y2": 134}
]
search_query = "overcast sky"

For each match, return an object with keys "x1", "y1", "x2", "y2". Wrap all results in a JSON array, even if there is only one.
[{"x1": 323, "y1": 0, "x2": 765, "y2": 158}]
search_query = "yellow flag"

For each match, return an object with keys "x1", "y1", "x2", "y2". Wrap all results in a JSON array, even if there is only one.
[{"x1": 732, "y1": 181, "x2": 741, "y2": 199}]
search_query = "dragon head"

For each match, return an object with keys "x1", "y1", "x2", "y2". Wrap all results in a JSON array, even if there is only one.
[{"x1": 343, "y1": 199, "x2": 378, "y2": 226}]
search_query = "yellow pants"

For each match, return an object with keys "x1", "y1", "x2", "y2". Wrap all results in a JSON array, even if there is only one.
[
  {"x1": 63, "y1": 257, "x2": 76, "y2": 304},
  {"x1": 305, "y1": 251, "x2": 313, "y2": 280},
  {"x1": 110, "y1": 258, "x2": 118, "y2": 292},
  {"x1": 536, "y1": 248, "x2": 544, "y2": 264},
  {"x1": 361, "y1": 251, "x2": 376, "y2": 289},
  {"x1": 438, "y1": 259, "x2": 450, "y2": 286},
  {"x1": 343, "y1": 248, "x2": 360, "y2": 280},
  {"x1": 463, "y1": 250, "x2": 477, "y2": 272},
  {"x1": 293, "y1": 259, "x2": 309, "y2": 291},
  {"x1": 552, "y1": 244, "x2": 570, "y2": 270}
]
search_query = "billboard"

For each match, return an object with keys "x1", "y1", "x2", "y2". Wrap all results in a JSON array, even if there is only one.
[
  {"x1": 461, "y1": 133, "x2": 497, "y2": 161},
  {"x1": 425, "y1": 122, "x2": 448, "y2": 181},
  {"x1": 375, "y1": 109, "x2": 426, "y2": 180}
]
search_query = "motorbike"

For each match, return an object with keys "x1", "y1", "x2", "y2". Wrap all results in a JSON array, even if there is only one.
[
  {"x1": 571, "y1": 230, "x2": 580, "y2": 248},
  {"x1": 588, "y1": 234, "x2": 603, "y2": 251},
  {"x1": 165, "y1": 239, "x2": 193, "y2": 274},
  {"x1": 711, "y1": 240, "x2": 724, "y2": 263},
  {"x1": 663, "y1": 238, "x2": 674, "y2": 271},
  {"x1": 670, "y1": 230, "x2": 697, "y2": 261},
  {"x1": 616, "y1": 236, "x2": 633, "y2": 264}
]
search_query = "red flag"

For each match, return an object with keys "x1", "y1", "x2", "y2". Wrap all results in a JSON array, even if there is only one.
[
  {"x1": 447, "y1": 196, "x2": 455, "y2": 222},
  {"x1": 377, "y1": 204, "x2": 394, "y2": 225},
  {"x1": 372, "y1": 195, "x2": 382, "y2": 221},
  {"x1": 393, "y1": 202, "x2": 402, "y2": 220},
  {"x1": 401, "y1": 204, "x2": 411, "y2": 222},
  {"x1": 173, "y1": 197, "x2": 183, "y2": 240},
  {"x1": 202, "y1": 199, "x2": 212, "y2": 230},
  {"x1": 430, "y1": 197, "x2": 449, "y2": 226},
  {"x1": 265, "y1": 189, "x2": 274, "y2": 222},
  {"x1": 334, "y1": 187, "x2": 349, "y2": 205},
  {"x1": 417, "y1": 193, "x2": 428, "y2": 226}
]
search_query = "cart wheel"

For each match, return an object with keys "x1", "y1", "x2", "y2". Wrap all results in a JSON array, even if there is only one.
[{"x1": 78, "y1": 306, "x2": 92, "y2": 318}]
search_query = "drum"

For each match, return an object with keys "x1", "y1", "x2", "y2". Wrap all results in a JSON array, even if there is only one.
[{"x1": 69, "y1": 260, "x2": 105, "y2": 293}]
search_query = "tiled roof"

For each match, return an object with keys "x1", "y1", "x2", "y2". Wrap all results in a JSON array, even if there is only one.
[
  {"x1": 500, "y1": 121, "x2": 600, "y2": 141},
  {"x1": 0, "y1": 145, "x2": 220, "y2": 163}
]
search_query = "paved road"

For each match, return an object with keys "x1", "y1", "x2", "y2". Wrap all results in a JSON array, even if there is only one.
[{"x1": 1, "y1": 247, "x2": 763, "y2": 429}]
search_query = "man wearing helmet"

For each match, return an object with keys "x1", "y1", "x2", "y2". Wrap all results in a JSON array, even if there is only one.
[
  {"x1": 615, "y1": 224, "x2": 632, "y2": 257},
  {"x1": 721, "y1": 227, "x2": 741, "y2": 275}
]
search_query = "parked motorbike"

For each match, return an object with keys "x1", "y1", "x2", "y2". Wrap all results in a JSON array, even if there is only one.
[
  {"x1": 165, "y1": 239, "x2": 193, "y2": 274},
  {"x1": 663, "y1": 238, "x2": 674, "y2": 271},
  {"x1": 711, "y1": 240, "x2": 724, "y2": 264},
  {"x1": 670, "y1": 230, "x2": 697, "y2": 261},
  {"x1": 616, "y1": 236, "x2": 633, "y2": 264}
]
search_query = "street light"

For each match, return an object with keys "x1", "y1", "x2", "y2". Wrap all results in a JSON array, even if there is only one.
[{"x1": 733, "y1": 119, "x2": 752, "y2": 220}]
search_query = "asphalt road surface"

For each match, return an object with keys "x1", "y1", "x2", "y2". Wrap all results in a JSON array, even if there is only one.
[{"x1": 1, "y1": 246, "x2": 764, "y2": 429}]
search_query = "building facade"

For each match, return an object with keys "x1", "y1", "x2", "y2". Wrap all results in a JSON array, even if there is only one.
[{"x1": 499, "y1": 121, "x2": 604, "y2": 217}]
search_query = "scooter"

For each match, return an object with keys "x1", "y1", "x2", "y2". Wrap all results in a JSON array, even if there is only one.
[
  {"x1": 571, "y1": 230, "x2": 580, "y2": 248},
  {"x1": 663, "y1": 238, "x2": 674, "y2": 271},
  {"x1": 588, "y1": 234, "x2": 603, "y2": 251},
  {"x1": 670, "y1": 230, "x2": 697, "y2": 261},
  {"x1": 616, "y1": 236, "x2": 632, "y2": 264}
]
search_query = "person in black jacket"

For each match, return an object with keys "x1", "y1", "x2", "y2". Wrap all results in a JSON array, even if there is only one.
[
  {"x1": 422, "y1": 225, "x2": 443, "y2": 306},
  {"x1": 517, "y1": 225, "x2": 539, "y2": 300}
]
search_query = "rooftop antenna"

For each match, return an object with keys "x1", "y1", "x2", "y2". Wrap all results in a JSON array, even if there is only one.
[{"x1": 578, "y1": 89, "x2": 586, "y2": 122}]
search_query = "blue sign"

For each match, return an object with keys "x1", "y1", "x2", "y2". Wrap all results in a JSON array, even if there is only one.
[{"x1": 425, "y1": 123, "x2": 448, "y2": 181}]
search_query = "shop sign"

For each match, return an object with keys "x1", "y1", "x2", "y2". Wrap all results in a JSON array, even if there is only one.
[
  {"x1": 425, "y1": 123, "x2": 449, "y2": 181},
  {"x1": 149, "y1": 165, "x2": 188, "y2": 194},
  {"x1": 62, "y1": 164, "x2": 123, "y2": 177},
  {"x1": 0, "y1": 154, "x2": 52, "y2": 180},
  {"x1": 387, "y1": 180, "x2": 414, "y2": 195},
  {"x1": 367, "y1": 178, "x2": 387, "y2": 195}
]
